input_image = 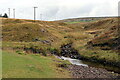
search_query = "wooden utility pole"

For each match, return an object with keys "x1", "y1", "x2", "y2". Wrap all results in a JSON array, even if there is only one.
[
  {"x1": 13, "y1": 9, "x2": 15, "y2": 18},
  {"x1": 8, "y1": 8, "x2": 10, "y2": 18},
  {"x1": 40, "y1": 14, "x2": 42, "y2": 20},
  {"x1": 33, "y1": 7, "x2": 38, "y2": 22}
]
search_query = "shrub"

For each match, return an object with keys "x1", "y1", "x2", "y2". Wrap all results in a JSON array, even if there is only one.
[{"x1": 3, "y1": 13, "x2": 8, "y2": 18}]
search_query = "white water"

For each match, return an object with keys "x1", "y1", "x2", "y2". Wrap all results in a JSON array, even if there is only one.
[
  {"x1": 55, "y1": 56, "x2": 119, "y2": 74},
  {"x1": 55, "y1": 56, "x2": 88, "y2": 67}
]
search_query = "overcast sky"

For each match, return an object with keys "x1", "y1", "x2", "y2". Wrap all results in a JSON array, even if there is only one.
[{"x1": 0, "y1": 0, "x2": 119, "y2": 21}]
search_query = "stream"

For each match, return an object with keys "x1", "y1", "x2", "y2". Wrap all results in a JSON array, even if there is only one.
[
  {"x1": 60, "y1": 56, "x2": 88, "y2": 67},
  {"x1": 58, "y1": 43, "x2": 120, "y2": 74},
  {"x1": 55, "y1": 55, "x2": 120, "y2": 74}
]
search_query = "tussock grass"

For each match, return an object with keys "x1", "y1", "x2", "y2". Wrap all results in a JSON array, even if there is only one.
[{"x1": 2, "y1": 17, "x2": 120, "y2": 76}]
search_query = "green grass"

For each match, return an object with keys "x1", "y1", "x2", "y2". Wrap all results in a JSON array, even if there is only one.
[
  {"x1": 78, "y1": 49, "x2": 120, "y2": 63},
  {"x1": 2, "y1": 50, "x2": 71, "y2": 78}
]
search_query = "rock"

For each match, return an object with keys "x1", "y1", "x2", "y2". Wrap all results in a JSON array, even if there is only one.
[
  {"x1": 41, "y1": 28, "x2": 47, "y2": 32},
  {"x1": 60, "y1": 43, "x2": 81, "y2": 59},
  {"x1": 67, "y1": 65, "x2": 119, "y2": 78}
]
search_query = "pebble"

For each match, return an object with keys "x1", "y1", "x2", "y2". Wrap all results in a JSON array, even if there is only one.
[{"x1": 67, "y1": 65, "x2": 119, "y2": 78}]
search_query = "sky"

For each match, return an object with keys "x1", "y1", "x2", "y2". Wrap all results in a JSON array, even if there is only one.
[{"x1": 0, "y1": 0, "x2": 119, "y2": 21}]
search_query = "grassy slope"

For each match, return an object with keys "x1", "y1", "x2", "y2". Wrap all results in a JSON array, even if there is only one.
[
  {"x1": 2, "y1": 18, "x2": 72, "y2": 49},
  {"x1": 85, "y1": 18, "x2": 119, "y2": 50},
  {"x1": 61, "y1": 18, "x2": 120, "y2": 65},
  {"x1": 2, "y1": 50, "x2": 70, "y2": 78},
  {"x1": 2, "y1": 17, "x2": 120, "y2": 77}
]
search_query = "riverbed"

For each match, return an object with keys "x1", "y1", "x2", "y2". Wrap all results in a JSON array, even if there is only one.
[
  {"x1": 55, "y1": 56, "x2": 119, "y2": 78},
  {"x1": 55, "y1": 55, "x2": 120, "y2": 74}
]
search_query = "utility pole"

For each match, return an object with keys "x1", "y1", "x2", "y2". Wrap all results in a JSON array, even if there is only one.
[
  {"x1": 13, "y1": 9, "x2": 15, "y2": 18},
  {"x1": 40, "y1": 14, "x2": 42, "y2": 20},
  {"x1": 33, "y1": 7, "x2": 38, "y2": 22},
  {"x1": 8, "y1": 8, "x2": 10, "y2": 18}
]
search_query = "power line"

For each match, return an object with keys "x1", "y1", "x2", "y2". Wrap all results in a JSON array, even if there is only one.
[{"x1": 33, "y1": 7, "x2": 38, "y2": 22}]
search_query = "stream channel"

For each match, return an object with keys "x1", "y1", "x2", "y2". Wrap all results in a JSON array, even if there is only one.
[{"x1": 55, "y1": 55, "x2": 120, "y2": 74}]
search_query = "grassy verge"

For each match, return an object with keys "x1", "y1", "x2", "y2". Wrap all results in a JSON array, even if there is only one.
[{"x1": 2, "y1": 50, "x2": 71, "y2": 78}]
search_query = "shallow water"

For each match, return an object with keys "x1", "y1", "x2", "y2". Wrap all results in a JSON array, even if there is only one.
[
  {"x1": 55, "y1": 55, "x2": 120, "y2": 74},
  {"x1": 60, "y1": 56, "x2": 88, "y2": 67}
]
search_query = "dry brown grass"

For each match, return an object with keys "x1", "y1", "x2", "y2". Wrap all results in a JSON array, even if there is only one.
[{"x1": 2, "y1": 17, "x2": 120, "y2": 65}]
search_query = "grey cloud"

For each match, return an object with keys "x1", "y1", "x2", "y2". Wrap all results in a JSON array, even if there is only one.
[{"x1": 0, "y1": 0, "x2": 119, "y2": 21}]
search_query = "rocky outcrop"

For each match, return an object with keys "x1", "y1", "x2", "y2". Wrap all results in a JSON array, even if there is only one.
[{"x1": 60, "y1": 43, "x2": 81, "y2": 59}]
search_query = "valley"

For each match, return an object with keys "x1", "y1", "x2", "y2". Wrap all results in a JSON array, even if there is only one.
[{"x1": 1, "y1": 17, "x2": 120, "y2": 78}]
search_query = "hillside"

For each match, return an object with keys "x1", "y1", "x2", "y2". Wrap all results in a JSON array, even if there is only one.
[
  {"x1": 2, "y1": 18, "x2": 70, "y2": 42},
  {"x1": 85, "y1": 18, "x2": 120, "y2": 52},
  {"x1": 57, "y1": 17, "x2": 117, "y2": 24},
  {"x1": 1, "y1": 17, "x2": 120, "y2": 78}
]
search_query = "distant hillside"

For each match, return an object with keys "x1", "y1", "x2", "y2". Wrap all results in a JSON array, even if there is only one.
[{"x1": 58, "y1": 17, "x2": 117, "y2": 23}]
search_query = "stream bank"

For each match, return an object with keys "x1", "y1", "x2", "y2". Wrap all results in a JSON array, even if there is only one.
[
  {"x1": 54, "y1": 43, "x2": 120, "y2": 74},
  {"x1": 56, "y1": 56, "x2": 119, "y2": 78}
]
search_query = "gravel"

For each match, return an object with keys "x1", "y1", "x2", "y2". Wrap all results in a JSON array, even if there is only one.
[{"x1": 67, "y1": 65, "x2": 119, "y2": 79}]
